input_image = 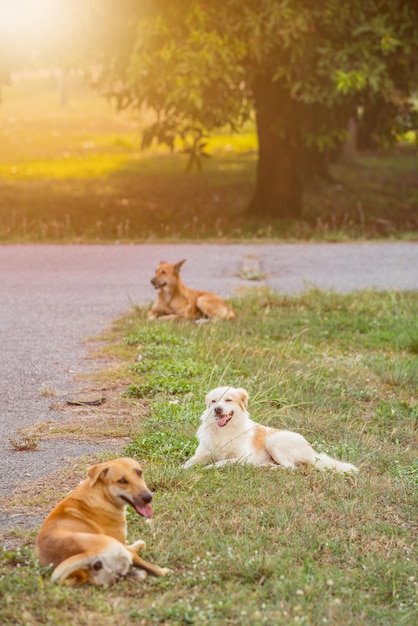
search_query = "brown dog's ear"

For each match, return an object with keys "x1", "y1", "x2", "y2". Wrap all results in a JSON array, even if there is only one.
[
  {"x1": 235, "y1": 388, "x2": 249, "y2": 409},
  {"x1": 174, "y1": 259, "x2": 186, "y2": 274},
  {"x1": 88, "y1": 462, "x2": 110, "y2": 486}
]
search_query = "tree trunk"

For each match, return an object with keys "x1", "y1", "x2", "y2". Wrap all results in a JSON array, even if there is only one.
[
  {"x1": 57, "y1": 67, "x2": 70, "y2": 108},
  {"x1": 357, "y1": 102, "x2": 382, "y2": 150},
  {"x1": 247, "y1": 75, "x2": 302, "y2": 219},
  {"x1": 302, "y1": 146, "x2": 334, "y2": 182},
  {"x1": 341, "y1": 117, "x2": 358, "y2": 160}
]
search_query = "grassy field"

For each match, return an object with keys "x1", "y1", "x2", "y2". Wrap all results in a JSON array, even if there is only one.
[
  {"x1": 0, "y1": 73, "x2": 417, "y2": 242},
  {"x1": 1, "y1": 288, "x2": 417, "y2": 625}
]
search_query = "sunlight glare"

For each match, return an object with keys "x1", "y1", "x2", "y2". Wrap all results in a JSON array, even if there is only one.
[{"x1": 0, "y1": 0, "x2": 68, "y2": 45}]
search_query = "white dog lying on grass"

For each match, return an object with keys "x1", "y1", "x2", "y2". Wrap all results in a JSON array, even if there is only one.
[{"x1": 183, "y1": 386, "x2": 358, "y2": 473}]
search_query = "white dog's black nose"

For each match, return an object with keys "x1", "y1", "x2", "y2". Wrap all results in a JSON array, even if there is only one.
[{"x1": 214, "y1": 406, "x2": 223, "y2": 415}]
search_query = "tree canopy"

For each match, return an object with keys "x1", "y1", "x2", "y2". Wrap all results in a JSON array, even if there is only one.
[{"x1": 89, "y1": 0, "x2": 418, "y2": 217}]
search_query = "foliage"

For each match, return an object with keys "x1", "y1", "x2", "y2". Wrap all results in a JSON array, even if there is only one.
[
  {"x1": 88, "y1": 0, "x2": 418, "y2": 216},
  {"x1": 96, "y1": 0, "x2": 418, "y2": 138}
]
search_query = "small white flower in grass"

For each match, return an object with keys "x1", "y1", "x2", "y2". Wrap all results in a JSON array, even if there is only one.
[
  {"x1": 326, "y1": 579, "x2": 334, "y2": 586},
  {"x1": 296, "y1": 589, "x2": 304, "y2": 596}
]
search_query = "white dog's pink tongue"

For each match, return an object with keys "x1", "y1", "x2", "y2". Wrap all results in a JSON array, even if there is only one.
[
  {"x1": 134, "y1": 503, "x2": 153, "y2": 518},
  {"x1": 217, "y1": 416, "x2": 229, "y2": 427}
]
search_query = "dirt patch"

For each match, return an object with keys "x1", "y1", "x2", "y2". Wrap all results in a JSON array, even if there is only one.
[
  {"x1": 0, "y1": 377, "x2": 148, "y2": 546},
  {"x1": 28, "y1": 391, "x2": 148, "y2": 443}
]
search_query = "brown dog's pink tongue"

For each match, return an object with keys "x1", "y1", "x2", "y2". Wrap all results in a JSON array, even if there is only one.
[{"x1": 134, "y1": 503, "x2": 153, "y2": 518}]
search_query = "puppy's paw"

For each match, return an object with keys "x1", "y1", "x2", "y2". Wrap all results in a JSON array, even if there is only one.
[
  {"x1": 126, "y1": 568, "x2": 147, "y2": 581},
  {"x1": 159, "y1": 567, "x2": 172, "y2": 576},
  {"x1": 129, "y1": 539, "x2": 146, "y2": 552}
]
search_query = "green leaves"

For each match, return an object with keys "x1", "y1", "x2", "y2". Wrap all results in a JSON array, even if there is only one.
[
  {"x1": 335, "y1": 70, "x2": 367, "y2": 95},
  {"x1": 106, "y1": 0, "x2": 417, "y2": 142},
  {"x1": 88, "y1": 0, "x2": 418, "y2": 206}
]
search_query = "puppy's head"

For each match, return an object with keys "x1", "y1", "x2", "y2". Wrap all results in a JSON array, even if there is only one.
[
  {"x1": 52, "y1": 546, "x2": 132, "y2": 586},
  {"x1": 150, "y1": 259, "x2": 186, "y2": 289},
  {"x1": 87, "y1": 457, "x2": 153, "y2": 518},
  {"x1": 88, "y1": 551, "x2": 131, "y2": 586},
  {"x1": 205, "y1": 386, "x2": 249, "y2": 428}
]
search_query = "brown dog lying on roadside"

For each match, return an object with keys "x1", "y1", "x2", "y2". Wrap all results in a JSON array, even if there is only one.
[
  {"x1": 148, "y1": 259, "x2": 235, "y2": 321},
  {"x1": 36, "y1": 457, "x2": 170, "y2": 585}
]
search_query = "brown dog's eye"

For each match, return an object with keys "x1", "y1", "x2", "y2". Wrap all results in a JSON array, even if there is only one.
[
  {"x1": 117, "y1": 477, "x2": 128, "y2": 485},
  {"x1": 135, "y1": 469, "x2": 143, "y2": 478}
]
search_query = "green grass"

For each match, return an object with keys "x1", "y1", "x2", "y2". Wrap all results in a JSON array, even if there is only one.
[
  {"x1": 0, "y1": 74, "x2": 417, "y2": 242},
  {"x1": 1, "y1": 288, "x2": 417, "y2": 625}
]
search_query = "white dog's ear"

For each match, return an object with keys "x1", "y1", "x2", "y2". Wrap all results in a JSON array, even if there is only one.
[
  {"x1": 174, "y1": 259, "x2": 186, "y2": 273},
  {"x1": 88, "y1": 462, "x2": 110, "y2": 486},
  {"x1": 235, "y1": 388, "x2": 249, "y2": 408}
]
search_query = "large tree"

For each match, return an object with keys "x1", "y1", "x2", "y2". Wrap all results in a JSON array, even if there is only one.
[{"x1": 90, "y1": 0, "x2": 418, "y2": 219}]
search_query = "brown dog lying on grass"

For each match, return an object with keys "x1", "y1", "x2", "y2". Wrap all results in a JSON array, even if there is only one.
[
  {"x1": 36, "y1": 457, "x2": 170, "y2": 585},
  {"x1": 148, "y1": 259, "x2": 235, "y2": 321}
]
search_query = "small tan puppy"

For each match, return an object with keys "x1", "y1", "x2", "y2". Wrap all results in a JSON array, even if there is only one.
[
  {"x1": 183, "y1": 387, "x2": 358, "y2": 473},
  {"x1": 36, "y1": 457, "x2": 170, "y2": 585},
  {"x1": 148, "y1": 259, "x2": 235, "y2": 321}
]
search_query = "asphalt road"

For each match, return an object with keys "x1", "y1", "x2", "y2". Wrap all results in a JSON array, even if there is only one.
[{"x1": 0, "y1": 242, "x2": 417, "y2": 523}]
